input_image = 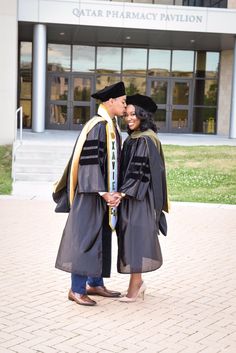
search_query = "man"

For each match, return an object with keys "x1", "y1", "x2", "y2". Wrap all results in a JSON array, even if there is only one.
[{"x1": 54, "y1": 81, "x2": 126, "y2": 306}]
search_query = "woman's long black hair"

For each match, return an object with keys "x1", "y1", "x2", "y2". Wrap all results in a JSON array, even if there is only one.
[{"x1": 126, "y1": 105, "x2": 158, "y2": 135}]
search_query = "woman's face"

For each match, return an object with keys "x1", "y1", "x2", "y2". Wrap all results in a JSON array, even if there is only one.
[{"x1": 124, "y1": 104, "x2": 141, "y2": 131}]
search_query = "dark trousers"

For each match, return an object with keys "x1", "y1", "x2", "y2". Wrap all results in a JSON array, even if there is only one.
[{"x1": 71, "y1": 274, "x2": 104, "y2": 295}]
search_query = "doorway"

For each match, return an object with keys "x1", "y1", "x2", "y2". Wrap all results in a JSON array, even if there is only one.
[
  {"x1": 46, "y1": 73, "x2": 95, "y2": 130},
  {"x1": 147, "y1": 78, "x2": 193, "y2": 133}
]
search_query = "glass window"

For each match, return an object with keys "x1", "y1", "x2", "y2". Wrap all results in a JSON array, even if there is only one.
[
  {"x1": 123, "y1": 48, "x2": 147, "y2": 75},
  {"x1": 20, "y1": 42, "x2": 32, "y2": 129},
  {"x1": 20, "y1": 71, "x2": 32, "y2": 99},
  {"x1": 50, "y1": 76, "x2": 69, "y2": 101},
  {"x1": 122, "y1": 76, "x2": 146, "y2": 95},
  {"x1": 48, "y1": 44, "x2": 71, "y2": 72},
  {"x1": 148, "y1": 50, "x2": 171, "y2": 77},
  {"x1": 193, "y1": 107, "x2": 216, "y2": 134},
  {"x1": 172, "y1": 81, "x2": 190, "y2": 105},
  {"x1": 73, "y1": 107, "x2": 90, "y2": 125},
  {"x1": 96, "y1": 75, "x2": 122, "y2": 92},
  {"x1": 72, "y1": 46, "x2": 95, "y2": 73},
  {"x1": 171, "y1": 50, "x2": 194, "y2": 77},
  {"x1": 20, "y1": 42, "x2": 32, "y2": 69},
  {"x1": 195, "y1": 51, "x2": 219, "y2": 78},
  {"x1": 153, "y1": 109, "x2": 167, "y2": 131},
  {"x1": 194, "y1": 79, "x2": 218, "y2": 106},
  {"x1": 73, "y1": 77, "x2": 92, "y2": 101},
  {"x1": 20, "y1": 100, "x2": 32, "y2": 128},
  {"x1": 150, "y1": 80, "x2": 168, "y2": 105},
  {"x1": 49, "y1": 104, "x2": 68, "y2": 125},
  {"x1": 97, "y1": 47, "x2": 121, "y2": 74}
]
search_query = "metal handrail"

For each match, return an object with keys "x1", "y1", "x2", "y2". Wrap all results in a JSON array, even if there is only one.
[
  {"x1": 12, "y1": 107, "x2": 23, "y2": 182},
  {"x1": 15, "y1": 106, "x2": 23, "y2": 144}
]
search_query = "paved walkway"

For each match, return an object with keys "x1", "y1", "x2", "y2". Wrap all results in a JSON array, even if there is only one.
[{"x1": 0, "y1": 197, "x2": 235, "y2": 353}]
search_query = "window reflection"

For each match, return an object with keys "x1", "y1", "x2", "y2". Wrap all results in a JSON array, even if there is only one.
[
  {"x1": 48, "y1": 44, "x2": 71, "y2": 72},
  {"x1": 20, "y1": 71, "x2": 32, "y2": 99},
  {"x1": 195, "y1": 51, "x2": 219, "y2": 78},
  {"x1": 194, "y1": 79, "x2": 218, "y2": 106},
  {"x1": 172, "y1": 50, "x2": 194, "y2": 77},
  {"x1": 148, "y1": 50, "x2": 171, "y2": 77},
  {"x1": 193, "y1": 107, "x2": 216, "y2": 134},
  {"x1": 20, "y1": 100, "x2": 32, "y2": 128},
  {"x1": 96, "y1": 75, "x2": 121, "y2": 92},
  {"x1": 172, "y1": 81, "x2": 190, "y2": 105},
  {"x1": 73, "y1": 46, "x2": 95, "y2": 72},
  {"x1": 73, "y1": 107, "x2": 90, "y2": 125},
  {"x1": 50, "y1": 77, "x2": 68, "y2": 101},
  {"x1": 172, "y1": 109, "x2": 188, "y2": 129},
  {"x1": 73, "y1": 77, "x2": 91, "y2": 101},
  {"x1": 150, "y1": 80, "x2": 168, "y2": 104},
  {"x1": 123, "y1": 48, "x2": 147, "y2": 74},
  {"x1": 153, "y1": 109, "x2": 167, "y2": 130},
  {"x1": 20, "y1": 42, "x2": 32, "y2": 129},
  {"x1": 50, "y1": 104, "x2": 67, "y2": 125},
  {"x1": 97, "y1": 47, "x2": 121, "y2": 74},
  {"x1": 122, "y1": 77, "x2": 146, "y2": 95},
  {"x1": 20, "y1": 42, "x2": 32, "y2": 68}
]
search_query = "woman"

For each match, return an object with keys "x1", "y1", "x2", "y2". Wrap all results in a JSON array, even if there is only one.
[{"x1": 117, "y1": 94, "x2": 169, "y2": 302}]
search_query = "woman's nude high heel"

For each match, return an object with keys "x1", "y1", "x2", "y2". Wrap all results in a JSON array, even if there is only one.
[{"x1": 119, "y1": 282, "x2": 146, "y2": 303}]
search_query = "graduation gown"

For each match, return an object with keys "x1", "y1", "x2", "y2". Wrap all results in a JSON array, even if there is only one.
[
  {"x1": 117, "y1": 132, "x2": 168, "y2": 274},
  {"x1": 55, "y1": 121, "x2": 119, "y2": 277}
]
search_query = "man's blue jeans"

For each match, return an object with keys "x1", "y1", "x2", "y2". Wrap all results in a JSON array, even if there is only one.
[{"x1": 71, "y1": 274, "x2": 104, "y2": 295}]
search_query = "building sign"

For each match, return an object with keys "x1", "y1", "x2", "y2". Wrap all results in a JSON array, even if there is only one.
[
  {"x1": 18, "y1": 0, "x2": 236, "y2": 35},
  {"x1": 72, "y1": 7, "x2": 203, "y2": 24}
]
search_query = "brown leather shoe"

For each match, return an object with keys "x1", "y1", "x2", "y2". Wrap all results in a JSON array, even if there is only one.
[
  {"x1": 86, "y1": 285, "x2": 121, "y2": 298},
  {"x1": 68, "y1": 289, "x2": 97, "y2": 306}
]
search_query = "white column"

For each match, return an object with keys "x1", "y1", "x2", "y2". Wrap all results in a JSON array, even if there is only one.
[
  {"x1": 32, "y1": 24, "x2": 47, "y2": 132},
  {"x1": 229, "y1": 37, "x2": 236, "y2": 138}
]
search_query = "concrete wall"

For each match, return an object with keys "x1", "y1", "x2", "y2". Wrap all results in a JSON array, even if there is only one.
[
  {"x1": 217, "y1": 50, "x2": 233, "y2": 136},
  {"x1": 0, "y1": 0, "x2": 18, "y2": 145}
]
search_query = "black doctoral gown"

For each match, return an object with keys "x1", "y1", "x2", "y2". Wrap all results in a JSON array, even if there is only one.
[
  {"x1": 117, "y1": 134, "x2": 168, "y2": 274},
  {"x1": 55, "y1": 121, "x2": 119, "y2": 278}
]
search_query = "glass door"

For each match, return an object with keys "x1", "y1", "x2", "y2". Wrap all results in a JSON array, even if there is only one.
[
  {"x1": 170, "y1": 79, "x2": 192, "y2": 133},
  {"x1": 71, "y1": 75, "x2": 95, "y2": 130},
  {"x1": 46, "y1": 74, "x2": 95, "y2": 130},
  {"x1": 47, "y1": 74, "x2": 69, "y2": 130},
  {"x1": 147, "y1": 78, "x2": 169, "y2": 132},
  {"x1": 147, "y1": 78, "x2": 192, "y2": 133}
]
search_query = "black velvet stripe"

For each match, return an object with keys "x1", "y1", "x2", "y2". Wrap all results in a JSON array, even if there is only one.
[
  {"x1": 81, "y1": 148, "x2": 99, "y2": 157},
  {"x1": 79, "y1": 157, "x2": 99, "y2": 165},
  {"x1": 84, "y1": 140, "x2": 105, "y2": 148},
  {"x1": 130, "y1": 164, "x2": 150, "y2": 174},
  {"x1": 132, "y1": 156, "x2": 149, "y2": 164},
  {"x1": 126, "y1": 172, "x2": 149, "y2": 183}
]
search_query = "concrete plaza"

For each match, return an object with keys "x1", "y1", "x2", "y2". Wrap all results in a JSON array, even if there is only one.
[{"x1": 0, "y1": 196, "x2": 235, "y2": 353}]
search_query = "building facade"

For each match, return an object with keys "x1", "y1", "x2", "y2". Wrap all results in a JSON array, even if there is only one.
[{"x1": 1, "y1": 0, "x2": 236, "y2": 144}]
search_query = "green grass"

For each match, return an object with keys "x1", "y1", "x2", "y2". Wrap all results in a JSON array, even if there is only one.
[
  {"x1": 0, "y1": 144, "x2": 236, "y2": 204},
  {"x1": 0, "y1": 145, "x2": 12, "y2": 195},
  {"x1": 163, "y1": 145, "x2": 236, "y2": 205}
]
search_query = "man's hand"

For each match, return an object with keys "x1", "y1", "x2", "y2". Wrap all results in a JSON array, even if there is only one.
[{"x1": 102, "y1": 192, "x2": 122, "y2": 207}]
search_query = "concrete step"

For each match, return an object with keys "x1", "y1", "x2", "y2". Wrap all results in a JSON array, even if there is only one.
[
  {"x1": 14, "y1": 164, "x2": 65, "y2": 174},
  {"x1": 15, "y1": 172, "x2": 61, "y2": 182},
  {"x1": 13, "y1": 143, "x2": 71, "y2": 182}
]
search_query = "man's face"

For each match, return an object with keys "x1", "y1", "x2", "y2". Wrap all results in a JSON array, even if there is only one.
[{"x1": 112, "y1": 95, "x2": 127, "y2": 116}]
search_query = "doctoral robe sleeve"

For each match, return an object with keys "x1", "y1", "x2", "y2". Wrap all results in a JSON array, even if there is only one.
[
  {"x1": 119, "y1": 138, "x2": 150, "y2": 200},
  {"x1": 78, "y1": 122, "x2": 107, "y2": 193}
]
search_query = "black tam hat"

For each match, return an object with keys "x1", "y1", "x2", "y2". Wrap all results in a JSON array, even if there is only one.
[
  {"x1": 91, "y1": 81, "x2": 126, "y2": 102},
  {"x1": 126, "y1": 94, "x2": 157, "y2": 113}
]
